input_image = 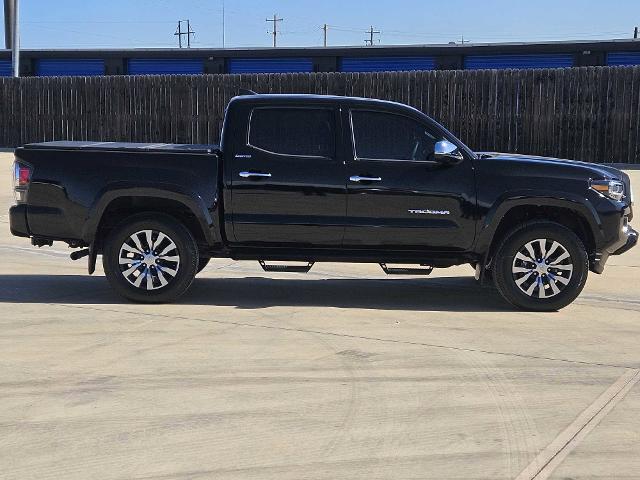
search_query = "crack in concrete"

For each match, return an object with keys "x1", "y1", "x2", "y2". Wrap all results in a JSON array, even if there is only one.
[{"x1": 515, "y1": 369, "x2": 640, "y2": 480}]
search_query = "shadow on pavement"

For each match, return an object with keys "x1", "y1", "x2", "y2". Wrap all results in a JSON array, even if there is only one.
[{"x1": 0, "y1": 274, "x2": 510, "y2": 312}]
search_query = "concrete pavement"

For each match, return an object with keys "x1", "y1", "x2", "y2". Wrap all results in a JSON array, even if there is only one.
[{"x1": 1, "y1": 152, "x2": 639, "y2": 479}]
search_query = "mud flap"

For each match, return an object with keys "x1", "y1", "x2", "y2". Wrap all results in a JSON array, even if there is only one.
[{"x1": 88, "y1": 243, "x2": 98, "y2": 275}]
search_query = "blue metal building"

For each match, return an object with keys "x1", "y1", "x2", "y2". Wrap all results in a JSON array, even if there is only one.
[{"x1": 0, "y1": 39, "x2": 639, "y2": 76}]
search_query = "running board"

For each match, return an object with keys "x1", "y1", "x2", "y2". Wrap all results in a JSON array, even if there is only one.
[
  {"x1": 259, "y1": 261, "x2": 314, "y2": 273},
  {"x1": 379, "y1": 263, "x2": 434, "y2": 276}
]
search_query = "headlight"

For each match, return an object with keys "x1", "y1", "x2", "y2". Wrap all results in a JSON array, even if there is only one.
[{"x1": 590, "y1": 179, "x2": 625, "y2": 202}]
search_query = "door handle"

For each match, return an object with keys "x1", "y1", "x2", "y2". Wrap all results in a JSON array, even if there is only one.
[
  {"x1": 349, "y1": 175, "x2": 382, "y2": 183},
  {"x1": 239, "y1": 171, "x2": 272, "y2": 179}
]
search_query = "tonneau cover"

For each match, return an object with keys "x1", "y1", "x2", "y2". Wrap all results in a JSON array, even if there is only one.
[{"x1": 24, "y1": 141, "x2": 219, "y2": 154}]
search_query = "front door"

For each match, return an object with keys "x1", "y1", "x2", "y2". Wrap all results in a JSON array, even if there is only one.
[
  {"x1": 344, "y1": 109, "x2": 476, "y2": 251},
  {"x1": 230, "y1": 106, "x2": 346, "y2": 246}
]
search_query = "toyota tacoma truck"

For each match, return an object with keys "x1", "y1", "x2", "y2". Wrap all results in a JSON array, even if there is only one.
[{"x1": 9, "y1": 93, "x2": 638, "y2": 310}]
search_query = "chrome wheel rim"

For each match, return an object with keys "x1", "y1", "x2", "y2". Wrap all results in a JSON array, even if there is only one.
[
  {"x1": 118, "y1": 230, "x2": 180, "y2": 291},
  {"x1": 512, "y1": 238, "x2": 573, "y2": 299}
]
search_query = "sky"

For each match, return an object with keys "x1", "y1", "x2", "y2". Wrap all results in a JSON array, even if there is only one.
[{"x1": 2, "y1": 0, "x2": 639, "y2": 50}]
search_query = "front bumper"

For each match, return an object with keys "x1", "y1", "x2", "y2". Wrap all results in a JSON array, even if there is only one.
[
  {"x1": 592, "y1": 222, "x2": 638, "y2": 274},
  {"x1": 612, "y1": 227, "x2": 638, "y2": 256}
]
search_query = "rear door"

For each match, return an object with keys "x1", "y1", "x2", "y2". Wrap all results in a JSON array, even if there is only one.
[
  {"x1": 229, "y1": 105, "x2": 347, "y2": 246},
  {"x1": 344, "y1": 108, "x2": 476, "y2": 250}
]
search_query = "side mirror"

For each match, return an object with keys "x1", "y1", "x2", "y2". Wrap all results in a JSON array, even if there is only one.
[{"x1": 434, "y1": 140, "x2": 464, "y2": 165}]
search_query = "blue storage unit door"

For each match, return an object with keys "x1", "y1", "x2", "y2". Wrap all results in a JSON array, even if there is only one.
[
  {"x1": 127, "y1": 58, "x2": 204, "y2": 75},
  {"x1": 340, "y1": 56, "x2": 436, "y2": 72},
  {"x1": 464, "y1": 54, "x2": 574, "y2": 70},
  {"x1": 607, "y1": 52, "x2": 640, "y2": 66},
  {"x1": 0, "y1": 59, "x2": 11, "y2": 76},
  {"x1": 228, "y1": 58, "x2": 313, "y2": 74},
  {"x1": 35, "y1": 59, "x2": 105, "y2": 76}
]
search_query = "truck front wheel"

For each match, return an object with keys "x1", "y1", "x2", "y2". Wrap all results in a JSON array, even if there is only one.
[
  {"x1": 102, "y1": 213, "x2": 199, "y2": 303},
  {"x1": 493, "y1": 221, "x2": 589, "y2": 311}
]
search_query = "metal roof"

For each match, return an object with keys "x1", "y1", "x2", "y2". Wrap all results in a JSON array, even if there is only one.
[{"x1": 1, "y1": 38, "x2": 639, "y2": 58}]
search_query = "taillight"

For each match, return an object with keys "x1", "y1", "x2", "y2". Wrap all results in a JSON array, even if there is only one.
[{"x1": 13, "y1": 161, "x2": 31, "y2": 203}]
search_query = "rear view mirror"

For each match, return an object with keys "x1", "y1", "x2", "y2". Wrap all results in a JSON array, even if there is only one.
[{"x1": 434, "y1": 140, "x2": 464, "y2": 165}]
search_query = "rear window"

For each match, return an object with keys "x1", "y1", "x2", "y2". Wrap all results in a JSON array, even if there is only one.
[{"x1": 248, "y1": 108, "x2": 335, "y2": 158}]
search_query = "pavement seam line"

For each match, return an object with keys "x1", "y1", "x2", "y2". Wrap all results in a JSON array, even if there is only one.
[
  {"x1": 515, "y1": 369, "x2": 640, "y2": 480},
  {"x1": 54, "y1": 303, "x2": 638, "y2": 370}
]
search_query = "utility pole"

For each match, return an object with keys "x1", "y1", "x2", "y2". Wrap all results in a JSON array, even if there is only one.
[
  {"x1": 10, "y1": 0, "x2": 19, "y2": 77},
  {"x1": 174, "y1": 19, "x2": 195, "y2": 48},
  {"x1": 221, "y1": 0, "x2": 225, "y2": 48},
  {"x1": 3, "y1": 0, "x2": 13, "y2": 48},
  {"x1": 3, "y1": 0, "x2": 20, "y2": 76},
  {"x1": 635, "y1": 26, "x2": 639, "y2": 39},
  {"x1": 460, "y1": 34, "x2": 469, "y2": 45},
  {"x1": 364, "y1": 25, "x2": 380, "y2": 46},
  {"x1": 266, "y1": 14, "x2": 283, "y2": 47},
  {"x1": 322, "y1": 23, "x2": 328, "y2": 47}
]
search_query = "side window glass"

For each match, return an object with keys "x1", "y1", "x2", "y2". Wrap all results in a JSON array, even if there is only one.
[
  {"x1": 351, "y1": 110, "x2": 438, "y2": 161},
  {"x1": 249, "y1": 108, "x2": 335, "y2": 158}
]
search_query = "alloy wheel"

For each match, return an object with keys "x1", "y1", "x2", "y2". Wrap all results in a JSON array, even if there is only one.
[
  {"x1": 118, "y1": 229, "x2": 181, "y2": 290},
  {"x1": 511, "y1": 238, "x2": 573, "y2": 299}
]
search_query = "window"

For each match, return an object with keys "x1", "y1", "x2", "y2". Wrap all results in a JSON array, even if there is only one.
[
  {"x1": 351, "y1": 110, "x2": 438, "y2": 161},
  {"x1": 248, "y1": 108, "x2": 335, "y2": 158}
]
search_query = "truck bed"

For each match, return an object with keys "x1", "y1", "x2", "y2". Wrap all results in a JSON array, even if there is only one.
[{"x1": 24, "y1": 141, "x2": 219, "y2": 154}]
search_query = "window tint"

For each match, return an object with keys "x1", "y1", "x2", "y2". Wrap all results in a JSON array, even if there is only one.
[
  {"x1": 351, "y1": 110, "x2": 438, "y2": 161},
  {"x1": 249, "y1": 108, "x2": 335, "y2": 157}
]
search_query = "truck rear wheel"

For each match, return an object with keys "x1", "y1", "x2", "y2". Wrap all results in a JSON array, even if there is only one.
[
  {"x1": 493, "y1": 221, "x2": 588, "y2": 311},
  {"x1": 102, "y1": 213, "x2": 199, "y2": 303}
]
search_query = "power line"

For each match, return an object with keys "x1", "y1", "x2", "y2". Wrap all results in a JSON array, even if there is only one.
[
  {"x1": 365, "y1": 25, "x2": 380, "y2": 46},
  {"x1": 174, "y1": 19, "x2": 195, "y2": 48},
  {"x1": 266, "y1": 14, "x2": 283, "y2": 47}
]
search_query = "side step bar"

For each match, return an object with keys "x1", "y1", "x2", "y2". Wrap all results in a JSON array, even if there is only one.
[
  {"x1": 379, "y1": 263, "x2": 434, "y2": 276},
  {"x1": 259, "y1": 261, "x2": 315, "y2": 273}
]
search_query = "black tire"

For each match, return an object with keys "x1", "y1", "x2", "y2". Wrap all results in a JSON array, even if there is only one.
[
  {"x1": 197, "y1": 257, "x2": 210, "y2": 274},
  {"x1": 102, "y1": 213, "x2": 199, "y2": 303},
  {"x1": 493, "y1": 221, "x2": 589, "y2": 311}
]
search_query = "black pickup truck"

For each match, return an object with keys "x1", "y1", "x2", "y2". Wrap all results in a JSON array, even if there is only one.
[{"x1": 10, "y1": 93, "x2": 637, "y2": 310}]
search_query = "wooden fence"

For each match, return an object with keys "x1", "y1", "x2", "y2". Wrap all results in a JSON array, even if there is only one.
[{"x1": 1, "y1": 66, "x2": 639, "y2": 163}]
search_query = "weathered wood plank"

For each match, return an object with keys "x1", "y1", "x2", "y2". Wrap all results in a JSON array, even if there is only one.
[{"x1": 0, "y1": 67, "x2": 638, "y2": 163}]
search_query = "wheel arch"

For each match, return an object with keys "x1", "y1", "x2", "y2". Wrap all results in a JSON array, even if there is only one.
[
  {"x1": 477, "y1": 195, "x2": 601, "y2": 272},
  {"x1": 85, "y1": 187, "x2": 218, "y2": 251}
]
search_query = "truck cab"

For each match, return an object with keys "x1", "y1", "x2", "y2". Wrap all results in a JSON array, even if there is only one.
[{"x1": 222, "y1": 94, "x2": 476, "y2": 252}]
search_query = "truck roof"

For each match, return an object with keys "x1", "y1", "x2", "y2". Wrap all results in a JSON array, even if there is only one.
[
  {"x1": 22, "y1": 141, "x2": 218, "y2": 154},
  {"x1": 230, "y1": 93, "x2": 414, "y2": 109}
]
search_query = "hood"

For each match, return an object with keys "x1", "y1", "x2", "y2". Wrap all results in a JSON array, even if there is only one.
[{"x1": 476, "y1": 152, "x2": 624, "y2": 180}]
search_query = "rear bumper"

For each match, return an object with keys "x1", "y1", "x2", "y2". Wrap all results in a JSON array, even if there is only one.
[{"x1": 9, "y1": 204, "x2": 30, "y2": 238}]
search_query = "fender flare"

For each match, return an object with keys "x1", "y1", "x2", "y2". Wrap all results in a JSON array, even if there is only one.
[
  {"x1": 474, "y1": 190, "x2": 603, "y2": 256},
  {"x1": 82, "y1": 182, "x2": 216, "y2": 245}
]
